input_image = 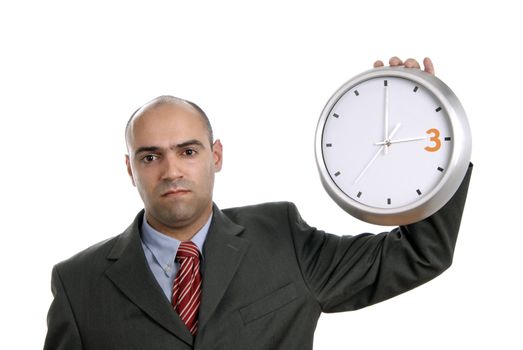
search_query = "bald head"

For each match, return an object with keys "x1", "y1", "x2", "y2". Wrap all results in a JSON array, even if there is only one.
[{"x1": 125, "y1": 95, "x2": 214, "y2": 151}]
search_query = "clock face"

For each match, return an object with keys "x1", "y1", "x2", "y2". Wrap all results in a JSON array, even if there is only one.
[
  {"x1": 322, "y1": 76, "x2": 452, "y2": 209},
  {"x1": 316, "y1": 67, "x2": 471, "y2": 225}
]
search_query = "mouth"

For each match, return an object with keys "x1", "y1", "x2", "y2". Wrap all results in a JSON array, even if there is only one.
[{"x1": 161, "y1": 189, "x2": 191, "y2": 197}]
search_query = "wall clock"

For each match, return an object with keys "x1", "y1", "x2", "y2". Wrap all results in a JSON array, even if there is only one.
[{"x1": 315, "y1": 66, "x2": 471, "y2": 225}]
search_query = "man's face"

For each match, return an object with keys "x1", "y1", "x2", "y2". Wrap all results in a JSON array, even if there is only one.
[{"x1": 125, "y1": 103, "x2": 222, "y2": 233}]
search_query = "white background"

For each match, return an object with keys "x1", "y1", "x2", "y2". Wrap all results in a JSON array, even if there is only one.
[{"x1": 1, "y1": 1, "x2": 521, "y2": 349}]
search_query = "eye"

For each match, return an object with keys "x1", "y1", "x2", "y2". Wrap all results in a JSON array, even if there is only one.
[
  {"x1": 142, "y1": 154, "x2": 159, "y2": 163},
  {"x1": 183, "y1": 149, "x2": 197, "y2": 157}
]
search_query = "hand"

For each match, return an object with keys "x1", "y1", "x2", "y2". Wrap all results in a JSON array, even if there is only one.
[{"x1": 373, "y1": 56, "x2": 435, "y2": 76}]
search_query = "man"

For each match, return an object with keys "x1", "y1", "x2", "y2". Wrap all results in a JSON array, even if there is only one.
[{"x1": 44, "y1": 57, "x2": 472, "y2": 349}]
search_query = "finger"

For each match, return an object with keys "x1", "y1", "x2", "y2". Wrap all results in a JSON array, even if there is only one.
[
  {"x1": 373, "y1": 60, "x2": 384, "y2": 68},
  {"x1": 423, "y1": 57, "x2": 435, "y2": 75},
  {"x1": 389, "y1": 56, "x2": 403, "y2": 66},
  {"x1": 404, "y1": 58, "x2": 421, "y2": 69}
]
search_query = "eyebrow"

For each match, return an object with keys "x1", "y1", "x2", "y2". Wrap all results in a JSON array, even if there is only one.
[
  {"x1": 176, "y1": 139, "x2": 206, "y2": 149},
  {"x1": 134, "y1": 146, "x2": 160, "y2": 157},
  {"x1": 134, "y1": 139, "x2": 206, "y2": 157}
]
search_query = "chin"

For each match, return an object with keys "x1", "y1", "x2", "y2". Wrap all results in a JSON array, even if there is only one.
[{"x1": 152, "y1": 204, "x2": 195, "y2": 225}]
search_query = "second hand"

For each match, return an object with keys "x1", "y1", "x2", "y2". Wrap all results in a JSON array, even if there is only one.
[{"x1": 354, "y1": 123, "x2": 402, "y2": 185}]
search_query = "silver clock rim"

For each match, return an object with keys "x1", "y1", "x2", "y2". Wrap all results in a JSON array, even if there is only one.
[{"x1": 315, "y1": 66, "x2": 472, "y2": 226}]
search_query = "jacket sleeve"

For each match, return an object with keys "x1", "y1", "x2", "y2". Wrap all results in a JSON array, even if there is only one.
[
  {"x1": 290, "y1": 164, "x2": 473, "y2": 313},
  {"x1": 43, "y1": 265, "x2": 84, "y2": 350}
]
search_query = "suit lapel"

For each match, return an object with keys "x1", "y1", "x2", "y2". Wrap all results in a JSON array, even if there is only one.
[
  {"x1": 105, "y1": 211, "x2": 194, "y2": 347},
  {"x1": 198, "y1": 205, "x2": 248, "y2": 331}
]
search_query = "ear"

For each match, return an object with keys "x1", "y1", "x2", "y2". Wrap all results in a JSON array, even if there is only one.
[
  {"x1": 125, "y1": 154, "x2": 136, "y2": 186},
  {"x1": 212, "y1": 139, "x2": 223, "y2": 172}
]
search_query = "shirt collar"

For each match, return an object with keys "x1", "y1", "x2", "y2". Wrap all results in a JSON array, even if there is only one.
[{"x1": 140, "y1": 213, "x2": 212, "y2": 274}]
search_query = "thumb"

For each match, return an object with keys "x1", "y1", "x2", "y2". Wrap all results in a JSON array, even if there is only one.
[{"x1": 423, "y1": 57, "x2": 435, "y2": 75}]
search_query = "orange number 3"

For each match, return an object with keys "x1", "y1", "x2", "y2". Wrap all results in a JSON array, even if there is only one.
[{"x1": 425, "y1": 128, "x2": 441, "y2": 152}]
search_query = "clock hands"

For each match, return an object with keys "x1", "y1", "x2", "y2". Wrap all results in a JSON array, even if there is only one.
[
  {"x1": 354, "y1": 123, "x2": 401, "y2": 185},
  {"x1": 381, "y1": 83, "x2": 427, "y2": 150}
]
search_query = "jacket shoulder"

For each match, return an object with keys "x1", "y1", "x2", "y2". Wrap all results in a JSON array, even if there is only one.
[
  {"x1": 222, "y1": 201, "x2": 295, "y2": 221},
  {"x1": 53, "y1": 211, "x2": 143, "y2": 277},
  {"x1": 53, "y1": 234, "x2": 119, "y2": 277},
  {"x1": 220, "y1": 201, "x2": 310, "y2": 235}
]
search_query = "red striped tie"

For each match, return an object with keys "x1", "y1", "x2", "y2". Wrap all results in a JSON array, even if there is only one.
[{"x1": 172, "y1": 241, "x2": 202, "y2": 336}]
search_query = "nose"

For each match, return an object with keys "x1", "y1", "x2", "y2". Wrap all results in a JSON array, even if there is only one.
[{"x1": 160, "y1": 153, "x2": 183, "y2": 181}]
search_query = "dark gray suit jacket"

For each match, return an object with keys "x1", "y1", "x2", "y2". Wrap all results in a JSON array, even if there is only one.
[{"x1": 44, "y1": 166, "x2": 472, "y2": 350}]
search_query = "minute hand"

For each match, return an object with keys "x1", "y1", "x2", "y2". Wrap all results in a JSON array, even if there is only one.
[{"x1": 374, "y1": 135, "x2": 428, "y2": 146}]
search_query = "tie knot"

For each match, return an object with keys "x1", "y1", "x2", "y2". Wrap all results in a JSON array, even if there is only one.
[{"x1": 176, "y1": 241, "x2": 200, "y2": 260}]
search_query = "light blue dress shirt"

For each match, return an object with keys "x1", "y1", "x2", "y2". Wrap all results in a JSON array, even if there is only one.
[{"x1": 140, "y1": 213, "x2": 212, "y2": 302}]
